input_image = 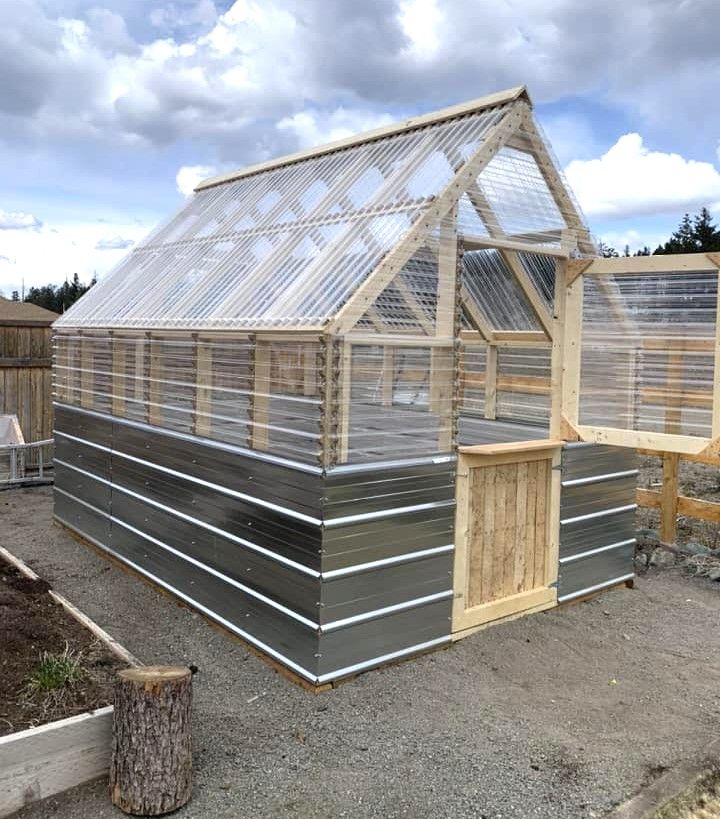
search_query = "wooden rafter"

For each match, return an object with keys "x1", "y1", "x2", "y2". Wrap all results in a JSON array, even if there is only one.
[
  {"x1": 460, "y1": 285, "x2": 494, "y2": 342},
  {"x1": 500, "y1": 249, "x2": 553, "y2": 338},
  {"x1": 508, "y1": 111, "x2": 595, "y2": 256}
]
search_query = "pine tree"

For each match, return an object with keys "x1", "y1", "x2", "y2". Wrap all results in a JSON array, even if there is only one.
[{"x1": 655, "y1": 208, "x2": 720, "y2": 254}]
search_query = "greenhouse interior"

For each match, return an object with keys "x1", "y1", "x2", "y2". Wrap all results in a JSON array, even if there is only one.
[{"x1": 51, "y1": 85, "x2": 720, "y2": 685}]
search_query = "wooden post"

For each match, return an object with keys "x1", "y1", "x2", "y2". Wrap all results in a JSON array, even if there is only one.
[
  {"x1": 560, "y1": 264, "x2": 583, "y2": 435},
  {"x1": 147, "y1": 333, "x2": 163, "y2": 427},
  {"x1": 111, "y1": 333, "x2": 126, "y2": 418},
  {"x1": 110, "y1": 666, "x2": 193, "y2": 816},
  {"x1": 337, "y1": 340, "x2": 352, "y2": 463},
  {"x1": 194, "y1": 337, "x2": 212, "y2": 438},
  {"x1": 549, "y1": 258, "x2": 567, "y2": 438},
  {"x1": 712, "y1": 269, "x2": 720, "y2": 439},
  {"x1": 251, "y1": 339, "x2": 271, "y2": 451},
  {"x1": 484, "y1": 344, "x2": 498, "y2": 420},
  {"x1": 660, "y1": 452, "x2": 680, "y2": 543},
  {"x1": 303, "y1": 344, "x2": 317, "y2": 396},
  {"x1": 79, "y1": 332, "x2": 93, "y2": 410}
]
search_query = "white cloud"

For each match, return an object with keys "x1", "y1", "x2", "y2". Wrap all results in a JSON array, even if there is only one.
[
  {"x1": 0, "y1": 210, "x2": 42, "y2": 230},
  {"x1": 565, "y1": 133, "x2": 720, "y2": 219},
  {"x1": 176, "y1": 164, "x2": 218, "y2": 196},
  {"x1": 276, "y1": 108, "x2": 395, "y2": 149},
  {"x1": 398, "y1": 0, "x2": 443, "y2": 58},
  {"x1": 95, "y1": 235, "x2": 135, "y2": 250},
  {"x1": 0, "y1": 219, "x2": 150, "y2": 294}
]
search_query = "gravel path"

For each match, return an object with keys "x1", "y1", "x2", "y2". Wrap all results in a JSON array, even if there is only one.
[{"x1": 3, "y1": 485, "x2": 720, "y2": 819}]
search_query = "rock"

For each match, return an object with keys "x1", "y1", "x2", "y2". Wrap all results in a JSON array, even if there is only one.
[
  {"x1": 636, "y1": 528, "x2": 659, "y2": 545},
  {"x1": 707, "y1": 568, "x2": 720, "y2": 582},
  {"x1": 650, "y1": 548, "x2": 676, "y2": 568},
  {"x1": 634, "y1": 552, "x2": 649, "y2": 570},
  {"x1": 680, "y1": 542, "x2": 710, "y2": 557}
]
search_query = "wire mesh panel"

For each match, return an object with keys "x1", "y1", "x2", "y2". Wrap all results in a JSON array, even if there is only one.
[{"x1": 578, "y1": 269, "x2": 718, "y2": 438}]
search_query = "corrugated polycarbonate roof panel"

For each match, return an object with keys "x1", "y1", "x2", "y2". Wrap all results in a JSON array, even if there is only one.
[{"x1": 57, "y1": 103, "x2": 511, "y2": 330}]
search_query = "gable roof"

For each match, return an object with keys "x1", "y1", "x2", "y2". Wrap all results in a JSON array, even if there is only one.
[
  {"x1": 0, "y1": 298, "x2": 58, "y2": 325},
  {"x1": 56, "y1": 86, "x2": 592, "y2": 332}
]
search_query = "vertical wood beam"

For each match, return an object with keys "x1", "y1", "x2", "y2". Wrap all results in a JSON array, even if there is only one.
[
  {"x1": 560, "y1": 265, "x2": 584, "y2": 434},
  {"x1": 545, "y1": 446, "x2": 562, "y2": 589},
  {"x1": 660, "y1": 452, "x2": 680, "y2": 543},
  {"x1": 194, "y1": 336, "x2": 213, "y2": 438},
  {"x1": 135, "y1": 336, "x2": 147, "y2": 422},
  {"x1": 436, "y1": 208, "x2": 458, "y2": 338},
  {"x1": 303, "y1": 345, "x2": 317, "y2": 396},
  {"x1": 319, "y1": 336, "x2": 336, "y2": 468},
  {"x1": 111, "y1": 332, "x2": 126, "y2": 418},
  {"x1": 79, "y1": 332, "x2": 93, "y2": 410},
  {"x1": 432, "y1": 346, "x2": 455, "y2": 451},
  {"x1": 147, "y1": 333, "x2": 163, "y2": 427},
  {"x1": 337, "y1": 340, "x2": 352, "y2": 463},
  {"x1": 549, "y1": 259, "x2": 567, "y2": 439},
  {"x1": 712, "y1": 271, "x2": 720, "y2": 438},
  {"x1": 251, "y1": 339, "x2": 271, "y2": 451},
  {"x1": 484, "y1": 344, "x2": 498, "y2": 420}
]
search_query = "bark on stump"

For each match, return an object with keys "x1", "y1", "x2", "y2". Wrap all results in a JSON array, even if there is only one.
[{"x1": 110, "y1": 666, "x2": 193, "y2": 816}]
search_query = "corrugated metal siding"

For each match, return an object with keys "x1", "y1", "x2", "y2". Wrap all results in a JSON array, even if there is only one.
[
  {"x1": 558, "y1": 443, "x2": 637, "y2": 601},
  {"x1": 54, "y1": 403, "x2": 454, "y2": 684}
]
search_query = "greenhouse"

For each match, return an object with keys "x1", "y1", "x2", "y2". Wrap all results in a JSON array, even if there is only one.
[{"x1": 52, "y1": 85, "x2": 720, "y2": 686}]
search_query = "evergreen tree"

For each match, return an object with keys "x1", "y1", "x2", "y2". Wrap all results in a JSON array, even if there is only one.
[
  {"x1": 655, "y1": 208, "x2": 720, "y2": 253},
  {"x1": 598, "y1": 241, "x2": 619, "y2": 258},
  {"x1": 24, "y1": 275, "x2": 97, "y2": 313},
  {"x1": 11, "y1": 290, "x2": 19, "y2": 301}
]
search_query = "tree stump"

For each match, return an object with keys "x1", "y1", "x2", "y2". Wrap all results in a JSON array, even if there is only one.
[{"x1": 110, "y1": 666, "x2": 193, "y2": 816}]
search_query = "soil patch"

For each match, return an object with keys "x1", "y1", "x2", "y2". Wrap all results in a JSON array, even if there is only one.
[{"x1": 0, "y1": 556, "x2": 124, "y2": 736}]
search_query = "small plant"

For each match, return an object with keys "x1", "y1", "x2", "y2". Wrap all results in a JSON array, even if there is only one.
[{"x1": 23, "y1": 643, "x2": 83, "y2": 703}]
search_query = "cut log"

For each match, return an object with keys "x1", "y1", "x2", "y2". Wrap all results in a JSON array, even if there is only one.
[{"x1": 110, "y1": 666, "x2": 193, "y2": 816}]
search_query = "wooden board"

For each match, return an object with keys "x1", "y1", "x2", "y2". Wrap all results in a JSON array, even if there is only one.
[{"x1": 0, "y1": 707, "x2": 113, "y2": 818}]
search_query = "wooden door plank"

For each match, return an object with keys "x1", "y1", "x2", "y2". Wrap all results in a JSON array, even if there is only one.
[
  {"x1": 502, "y1": 463, "x2": 518, "y2": 598},
  {"x1": 523, "y1": 460, "x2": 538, "y2": 590},
  {"x1": 513, "y1": 460, "x2": 529, "y2": 594},
  {"x1": 533, "y1": 458, "x2": 549, "y2": 587},
  {"x1": 478, "y1": 465, "x2": 496, "y2": 608}
]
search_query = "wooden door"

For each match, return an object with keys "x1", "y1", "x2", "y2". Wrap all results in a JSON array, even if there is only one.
[{"x1": 452, "y1": 440, "x2": 561, "y2": 637}]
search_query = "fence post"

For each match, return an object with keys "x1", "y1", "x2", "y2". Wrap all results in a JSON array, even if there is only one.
[{"x1": 660, "y1": 452, "x2": 680, "y2": 543}]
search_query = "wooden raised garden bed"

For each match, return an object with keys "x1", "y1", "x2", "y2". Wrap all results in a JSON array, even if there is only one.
[{"x1": 0, "y1": 547, "x2": 138, "y2": 817}]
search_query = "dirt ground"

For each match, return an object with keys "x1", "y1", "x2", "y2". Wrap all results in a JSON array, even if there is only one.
[
  {"x1": 0, "y1": 557, "x2": 123, "y2": 735},
  {"x1": 1, "y1": 485, "x2": 719, "y2": 819}
]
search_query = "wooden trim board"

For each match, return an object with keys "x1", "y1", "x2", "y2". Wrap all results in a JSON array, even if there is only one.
[
  {"x1": 197, "y1": 86, "x2": 529, "y2": 190},
  {"x1": 0, "y1": 707, "x2": 114, "y2": 818}
]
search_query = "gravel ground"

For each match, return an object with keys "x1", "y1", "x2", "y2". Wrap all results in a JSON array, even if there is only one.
[{"x1": 2, "y1": 485, "x2": 720, "y2": 819}]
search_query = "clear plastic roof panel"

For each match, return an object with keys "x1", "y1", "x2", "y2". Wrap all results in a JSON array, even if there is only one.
[
  {"x1": 57, "y1": 104, "x2": 511, "y2": 330},
  {"x1": 463, "y1": 249, "x2": 542, "y2": 331}
]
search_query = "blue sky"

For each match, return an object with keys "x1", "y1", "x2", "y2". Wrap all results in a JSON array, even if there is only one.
[{"x1": 2, "y1": 0, "x2": 720, "y2": 295}]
